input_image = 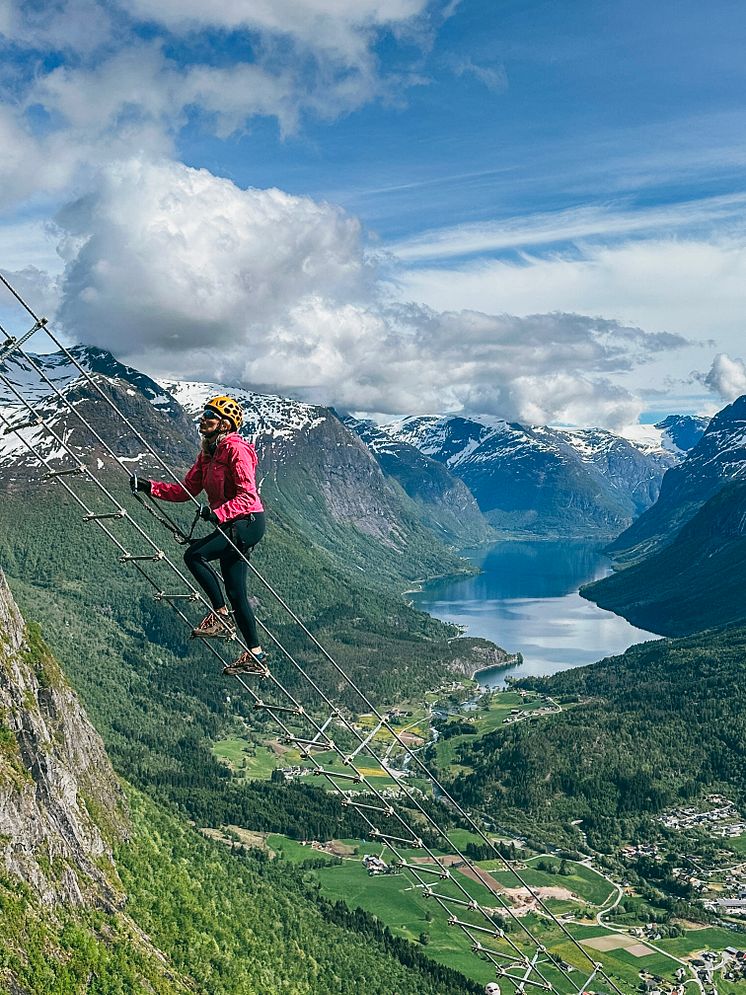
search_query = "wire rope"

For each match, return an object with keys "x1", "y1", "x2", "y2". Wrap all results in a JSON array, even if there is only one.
[{"x1": 0, "y1": 271, "x2": 628, "y2": 994}]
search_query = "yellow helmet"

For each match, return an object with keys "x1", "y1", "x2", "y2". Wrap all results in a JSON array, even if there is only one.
[{"x1": 204, "y1": 395, "x2": 243, "y2": 431}]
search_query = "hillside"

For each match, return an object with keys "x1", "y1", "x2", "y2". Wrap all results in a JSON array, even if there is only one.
[
  {"x1": 606, "y1": 394, "x2": 746, "y2": 562},
  {"x1": 582, "y1": 481, "x2": 746, "y2": 635},
  {"x1": 446, "y1": 625, "x2": 746, "y2": 848},
  {"x1": 343, "y1": 414, "x2": 494, "y2": 546},
  {"x1": 0, "y1": 570, "x2": 479, "y2": 994}
]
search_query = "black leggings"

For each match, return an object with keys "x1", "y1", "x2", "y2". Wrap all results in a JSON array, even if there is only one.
[{"x1": 184, "y1": 512, "x2": 266, "y2": 649}]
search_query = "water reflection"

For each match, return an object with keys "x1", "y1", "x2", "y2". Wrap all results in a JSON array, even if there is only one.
[{"x1": 410, "y1": 540, "x2": 659, "y2": 686}]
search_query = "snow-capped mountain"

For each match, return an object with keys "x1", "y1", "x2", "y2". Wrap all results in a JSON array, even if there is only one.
[
  {"x1": 619, "y1": 415, "x2": 710, "y2": 457},
  {"x1": 0, "y1": 346, "x2": 473, "y2": 585},
  {"x1": 607, "y1": 394, "x2": 746, "y2": 560},
  {"x1": 381, "y1": 414, "x2": 685, "y2": 537},
  {"x1": 0, "y1": 346, "x2": 193, "y2": 474},
  {"x1": 342, "y1": 416, "x2": 493, "y2": 546}
]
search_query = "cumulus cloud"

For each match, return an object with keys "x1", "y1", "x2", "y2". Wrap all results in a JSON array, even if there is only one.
[
  {"x1": 50, "y1": 157, "x2": 690, "y2": 428},
  {"x1": 704, "y1": 353, "x2": 746, "y2": 403},
  {"x1": 0, "y1": 0, "x2": 438, "y2": 210}
]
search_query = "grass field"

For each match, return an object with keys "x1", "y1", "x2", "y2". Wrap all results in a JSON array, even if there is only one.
[
  {"x1": 521, "y1": 857, "x2": 617, "y2": 907},
  {"x1": 433, "y1": 691, "x2": 549, "y2": 773},
  {"x1": 657, "y1": 925, "x2": 744, "y2": 958},
  {"x1": 724, "y1": 833, "x2": 746, "y2": 855},
  {"x1": 312, "y1": 856, "x2": 680, "y2": 992},
  {"x1": 211, "y1": 736, "x2": 279, "y2": 778}
]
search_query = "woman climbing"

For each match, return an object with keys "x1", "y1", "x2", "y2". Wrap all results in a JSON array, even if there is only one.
[{"x1": 131, "y1": 395, "x2": 267, "y2": 676}]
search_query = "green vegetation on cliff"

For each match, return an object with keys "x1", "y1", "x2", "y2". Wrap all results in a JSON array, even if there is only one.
[{"x1": 0, "y1": 481, "x2": 487, "y2": 835}]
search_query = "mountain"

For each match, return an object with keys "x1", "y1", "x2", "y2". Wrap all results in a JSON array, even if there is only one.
[
  {"x1": 582, "y1": 481, "x2": 746, "y2": 636},
  {"x1": 581, "y1": 401, "x2": 744, "y2": 634},
  {"x1": 605, "y1": 395, "x2": 746, "y2": 562},
  {"x1": 652, "y1": 414, "x2": 710, "y2": 454},
  {"x1": 0, "y1": 572, "x2": 479, "y2": 994},
  {"x1": 342, "y1": 414, "x2": 494, "y2": 546},
  {"x1": 0, "y1": 344, "x2": 195, "y2": 477},
  {"x1": 382, "y1": 414, "x2": 682, "y2": 537},
  {"x1": 0, "y1": 567, "x2": 125, "y2": 906}
]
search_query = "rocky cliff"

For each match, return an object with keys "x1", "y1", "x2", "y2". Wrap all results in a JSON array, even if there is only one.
[{"x1": 0, "y1": 568, "x2": 127, "y2": 907}]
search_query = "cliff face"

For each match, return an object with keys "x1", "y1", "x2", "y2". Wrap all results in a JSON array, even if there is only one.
[{"x1": 0, "y1": 568, "x2": 127, "y2": 906}]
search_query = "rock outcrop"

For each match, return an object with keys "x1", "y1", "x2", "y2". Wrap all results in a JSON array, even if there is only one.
[{"x1": 0, "y1": 568, "x2": 127, "y2": 906}]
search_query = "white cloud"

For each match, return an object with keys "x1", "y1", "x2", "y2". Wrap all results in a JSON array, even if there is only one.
[
  {"x1": 55, "y1": 156, "x2": 370, "y2": 352},
  {"x1": 121, "y1": 0, "x2": 428, "y2": 62},
  {"x1": 0, "y1": 0, "x2": 437, "y2": 212},
  {"x1": 0, "y1": 0, "x2": 115, "y2": 54},
  {"x1": 704, "y1": 354, "x2": 746, "y2": 403},
  {"x1": 395, "y1": 238, "x2": 746, "y2": 353},
  {"x1": 49, "y1": 157, "x2": 690, "y2": 428},
  {"x1": 389, "y1": 193, "x2": 746, "y2": 263}
]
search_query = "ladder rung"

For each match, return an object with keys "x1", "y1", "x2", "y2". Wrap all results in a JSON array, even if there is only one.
[
  {"x1": 3, "y1": 416, "x2": 42, "y2": 435},
  {"x1": 153, "y1": 591, "x2": 198, "y2": 601},
  {"x1": 253, "y1": 700, "x2": 303, "y2": 716},
  {"x1": 421, "y1": 888, "x2": 479, "y2": 911},
  {"x1": 312, "y1": 768, "x2": 363, "y2": 783},
  {"x1": 370, "y1": 829, "x2": 423, "y2": 848},
  {"x1": 84, "y1": 510, "x2": 126, "y2": 521},
  {"x1": 472, "y1": 944, "x2": 523, "y2": 965},
  {"x1": 345, "y1": 718, "x2": 385, "y2": 763},
  {"x1": 397, "y1": 859, "x2": 450, "y2": 878},
  {"x1": 496, "y1": 972, "x2": 551, "y2": 992},
  {"x1": 43, "y1": 466, "x2": 84, "y2": 479},
  {"x1": 447, "y1": 916, "x2": 502, "y2": 938},
  {"x1": 341, "y1": 798, "x2": 395, "y2": 817},
  {"x1": 0, "y1": 318, "x2": 47, "y2": 360},
  {"x1": 285, "y1": 735, "x2": 335, "y2": 751},
  {"x1": 119, "y1": 552, "x2": 165, "y2": 562}
]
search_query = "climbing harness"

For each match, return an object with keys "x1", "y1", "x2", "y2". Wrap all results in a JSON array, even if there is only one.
[{"x1": 0, "y1": 268, "x2": 627, "y2": 995}]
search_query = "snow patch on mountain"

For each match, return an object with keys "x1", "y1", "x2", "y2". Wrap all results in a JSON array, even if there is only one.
[{"x1": 160, "y1": 379, "x2": 327, "y2": 442}]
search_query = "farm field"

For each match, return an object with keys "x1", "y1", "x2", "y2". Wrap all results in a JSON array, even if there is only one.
[{"x1": 311, "y1": 855, "x2": 681, "y2": 992}]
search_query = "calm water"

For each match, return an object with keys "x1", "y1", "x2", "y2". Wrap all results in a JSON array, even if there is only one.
[{"x1": 410, "y1": 540, "x2": 659, "y2": 687}]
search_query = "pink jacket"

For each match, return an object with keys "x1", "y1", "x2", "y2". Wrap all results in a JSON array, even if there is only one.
[{"x1": 150, "y1": 433, "x2": 264, "y2": 524}]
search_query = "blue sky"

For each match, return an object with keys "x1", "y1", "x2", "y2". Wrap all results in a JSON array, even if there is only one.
[{"x1": 1, "y1": 0, "x2": 745, "y2": 427}]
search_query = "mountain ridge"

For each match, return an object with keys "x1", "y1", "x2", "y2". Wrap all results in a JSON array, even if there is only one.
[{"x1": 380, "y1": 413, "x2": 696, "y2": 537}]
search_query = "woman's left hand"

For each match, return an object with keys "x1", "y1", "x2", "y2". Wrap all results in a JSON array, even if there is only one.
[{"x1": 199, "y1": 505, "x2": 220, "y2": 525}]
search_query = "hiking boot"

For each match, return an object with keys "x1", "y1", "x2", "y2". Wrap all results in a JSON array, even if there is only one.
[
  {"x1": 223, "y1": 650, "x2": 269, "y2": 677},
  {"x1": 190, "y1": 612, "x2": 234, "y2": 639}
]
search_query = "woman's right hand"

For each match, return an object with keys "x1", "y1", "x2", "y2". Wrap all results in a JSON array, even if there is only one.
[{"x1": 129, "y1": 474, "x2": 151, "y2": 494}]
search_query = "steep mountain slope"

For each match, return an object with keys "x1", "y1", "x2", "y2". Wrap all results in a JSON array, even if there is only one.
[
  {"x1": 0, "y1": 573, "x2": 479, "y2": 994},
  {"x1": 161, "y1": 377, "x2": 478, "y2": 575},
  {"x1": 0, "y1": 568, "x2": 126, "y2": 905},
  {"x1": 606, "y1": 395, "x2": 746, "y2": 561},
  {"x1": 582, "y1": 481, "x2": 746, "y2": 636},
  {"x1": 384, "y1": 415, "x2": 677, "y2": 536},
  {"x1": 0, "y1": 567, "x2": 194, "y2": 993},
  {"x1": 343, "y1": 415, "x2": 494, "y2": 546},
  {"x1": 0, "y1": 347, "x2": 498, "y2": 840}
]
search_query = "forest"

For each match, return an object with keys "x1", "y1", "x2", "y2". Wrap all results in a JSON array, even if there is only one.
[{"x1": 447, "y1": 624, "x2": 746, "y2": 847}]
